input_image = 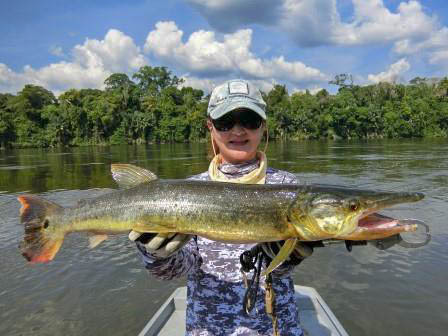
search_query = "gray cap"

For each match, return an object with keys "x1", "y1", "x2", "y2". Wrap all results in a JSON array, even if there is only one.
[{"x1": 207, "y1": 79, "x2": 267, "y2": 120}]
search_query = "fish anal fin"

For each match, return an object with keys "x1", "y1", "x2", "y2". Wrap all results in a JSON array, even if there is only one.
[
  {"x1": 88, "y1": 234, "x2": 108, "y2": 248},
  {"x1": 262, "y1": 238, "x2": 298, "y2": 276},
  {"x1": 111, "y1": 164, "x2": 158, "y2": 189}
]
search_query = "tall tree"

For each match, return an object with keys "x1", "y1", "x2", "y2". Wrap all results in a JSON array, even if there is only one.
[{"x1": 132, "y1": 66, "x2": 183, "y2": 94}]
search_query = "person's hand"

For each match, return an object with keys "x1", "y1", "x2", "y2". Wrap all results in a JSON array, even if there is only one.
[
  {"x1": 260, "y1": 240, "x2": 313, "y2": 266},
  {"x1": 129, "y1": 231, "x2": 192, "y2": 258}
]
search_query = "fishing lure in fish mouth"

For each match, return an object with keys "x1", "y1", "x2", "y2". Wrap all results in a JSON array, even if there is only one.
[
  {"x1": 17, "y1": 164, "x2": 428, "y2": 275},
  {"x1": 396, "y1": 219, "x2": 431, "y2": 248}
]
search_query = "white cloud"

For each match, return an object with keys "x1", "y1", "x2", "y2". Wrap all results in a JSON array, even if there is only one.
[
  {"x1": 394, "y1": 27, "x2": 448, "y2": 68},
  {"x1": 292, "y1": 86, "x2": 325, "y2": 95},
  {"x1": 179, "y1": 76, "x2": 217, "y2": 93},
  {"x1": 0, "y1": 29, "x2": 146, "y2": 94},
  {"x1": 185, "y1": 0, "x2": 440, "y2": 47},
  {"x1": 395, "y1": 27, "x2": 448, "y2": 54},
  {"x1": 0, "y1": 64, "x2": 27, "y2": 93},
  {"x1": 144, "y1": 21, "x2": 328, "y2": 86},
  {"x1": 185, "y1": 0, "x2": 448, "y2": 72},
  {"x1": 430, "y1": 50, "x2": 448, "y2": 67},
  {"x1": 145, "y1": 21, "x2": 235, "y2": 75},
  {"x1": 187, "y1": 0, "x2": 343, "y2": 46},
  {"x1": 279, "y1": 0, "x2": 348, "y2": 46},
  {"x1": 367, "y1": 58, "x2": 410, "y2": 83},
  {"x1": 1, "y1": 22, "x2": 327, "y2": 94},
  {"x1": 72, "y1": 29, "x2": 146, "y2": 73},
  {"x1": 344, "y1": 0, "x2": 436, "y2": 45}
]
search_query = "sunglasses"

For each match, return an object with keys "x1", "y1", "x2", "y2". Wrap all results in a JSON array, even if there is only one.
[{"x1": 212, "y1": 110, "x2": 263, "y2": 132}]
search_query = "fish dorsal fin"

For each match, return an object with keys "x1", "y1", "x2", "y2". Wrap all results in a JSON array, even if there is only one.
[
  {"x1": 262, "y1": 238, "x2": 298, "y2": 276},
  {"x1": 88, "y1": 234, "x2": 109, "y2": 248},
  {"x1": 111, "y1": 164, "x2": 158, "y2": 189}
]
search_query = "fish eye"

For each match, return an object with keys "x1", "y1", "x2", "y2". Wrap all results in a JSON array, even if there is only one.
[
  {"x1": 348, "y1": 200, "x2": 360, "y2": 211},
  {"x1": 43, "y1": 219, "x2": 50, "y2": 229}
]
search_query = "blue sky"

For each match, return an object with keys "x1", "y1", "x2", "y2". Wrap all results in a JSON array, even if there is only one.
[{"x1": 1, "y1": 0, "x2": 448, "y2": 95}]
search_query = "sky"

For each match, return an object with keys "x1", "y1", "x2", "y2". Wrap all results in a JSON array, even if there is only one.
[{"x1": 1, "y1": 0, "x2": 448, "y2": 95}]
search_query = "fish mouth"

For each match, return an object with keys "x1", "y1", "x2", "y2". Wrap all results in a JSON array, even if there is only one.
[
  {"x1": 341, "y1": 191, "x2": 425, "y2": 240},
  {"x1": 358, "y1": 213, "x2": 401, "y2": 229},
  {"x1": 343, "y1": 213, "x2": 420, "y2": 241}
]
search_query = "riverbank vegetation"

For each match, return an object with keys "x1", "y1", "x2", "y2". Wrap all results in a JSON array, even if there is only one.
[{"x1": 1, "y1": 66, "x2": 448, "y2": 148}]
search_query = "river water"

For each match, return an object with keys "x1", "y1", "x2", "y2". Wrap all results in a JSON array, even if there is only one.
[{"x1": 1, "y1": 140, "x2": 447, "y2": 336}]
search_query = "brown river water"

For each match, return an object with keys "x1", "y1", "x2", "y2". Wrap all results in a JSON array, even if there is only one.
[{"x1": 1, "y1": 139, "x2": 447, "y2": 336}]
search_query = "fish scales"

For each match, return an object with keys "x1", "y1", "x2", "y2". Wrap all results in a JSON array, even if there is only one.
[{"x1": 64, "y1": 180, "x2": 300, "y2": 243}]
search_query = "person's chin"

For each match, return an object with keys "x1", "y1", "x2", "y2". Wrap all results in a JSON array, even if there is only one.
[{"x1": 224, "y1": 147, "x2": 256, "y2": 163}]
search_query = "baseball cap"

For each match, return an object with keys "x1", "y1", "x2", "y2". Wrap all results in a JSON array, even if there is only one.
[{"x1": 207, "y1": 79, "x2": 267, "y2": 120}]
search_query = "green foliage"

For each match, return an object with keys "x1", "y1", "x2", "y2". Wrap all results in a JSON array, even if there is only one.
[
  {"x1": 1, "y1": 67, "x2": 447, "y2": 148},
  {"x1": 104, "y1": 73, "x2": 135, "y2": 91},
  {"x1": 132, "y1": 66, "x2": 183, "y2": 94},
  {"x1": 0, "y1": 93, "x2": 16, "y2": 147}
]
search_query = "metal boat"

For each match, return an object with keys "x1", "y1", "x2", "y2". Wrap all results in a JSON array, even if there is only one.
[{"x1": 138, "y1": 285, "x2": 349, "y2": 336}]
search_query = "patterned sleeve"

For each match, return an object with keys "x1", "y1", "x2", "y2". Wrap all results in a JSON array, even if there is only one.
[
  {"x1": 135, "y1": 238, "x2": 201, "y2": 280},
  {"x1": 284, "y1": 172, "x2": 299, "y2": 184},
  {"x1": 265, "y1": 167, "x2": 299, "y2": 184}
]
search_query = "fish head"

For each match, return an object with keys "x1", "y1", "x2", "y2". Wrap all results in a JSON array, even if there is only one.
[{"x1": 288, "y1": 186, "x2": 424, "y2": 240}]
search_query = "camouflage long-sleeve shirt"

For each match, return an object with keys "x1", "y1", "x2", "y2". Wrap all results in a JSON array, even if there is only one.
[{"x1": 136, "y1": 161, "x2": 304, "y2": 336}]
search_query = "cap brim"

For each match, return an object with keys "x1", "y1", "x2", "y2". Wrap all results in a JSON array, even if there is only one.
[{"x1": 209, "y1": 100, "x2": 266, "y2": 120}]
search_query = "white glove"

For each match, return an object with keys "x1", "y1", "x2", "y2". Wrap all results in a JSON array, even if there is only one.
[{"x1": 129, "y1": 231, "x2": 192, "y2": 258}]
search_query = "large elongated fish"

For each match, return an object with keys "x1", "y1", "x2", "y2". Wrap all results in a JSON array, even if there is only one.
[{"x1": 18, "y1": 164, "x2": 424, "y2": 273}]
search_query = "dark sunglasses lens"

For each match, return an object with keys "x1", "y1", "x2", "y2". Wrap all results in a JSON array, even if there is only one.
[
  {"x1": 212, "y1": 114, "x2": 235, "y2": 131},
  {"x1": 212, "y1": 110, "x2": 262, "y2": 131},
  {"x1": 239, "y1": 112, "x2": 262, "y2": 130}
]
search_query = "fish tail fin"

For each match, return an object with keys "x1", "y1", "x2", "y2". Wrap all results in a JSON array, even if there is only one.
[{"x1": 17, "y1": 195, "x2": 65, "y2": 263}]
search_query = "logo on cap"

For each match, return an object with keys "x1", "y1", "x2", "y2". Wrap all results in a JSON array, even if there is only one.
[{"x1": 228, "y1": 81, "x2": 249, "y2": 95}]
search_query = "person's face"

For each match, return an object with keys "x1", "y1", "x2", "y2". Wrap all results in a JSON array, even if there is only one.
[{"x1": 207, "y1": 109, "x2": 265, "y2": 164}]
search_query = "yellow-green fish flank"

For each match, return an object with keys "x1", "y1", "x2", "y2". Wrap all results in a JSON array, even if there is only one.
[{"x1": 17, "y1": 164, "x2": 425, "y2": 266}]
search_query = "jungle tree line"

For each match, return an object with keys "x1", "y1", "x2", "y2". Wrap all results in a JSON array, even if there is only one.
[{"x1": 1, "y1": 65, "x2": 448, "y2": 148}]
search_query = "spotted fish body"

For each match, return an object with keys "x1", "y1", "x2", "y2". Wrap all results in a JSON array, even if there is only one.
[
  {"x1": 18, "y1": 164, "x2": 424, "y2": 267},
  {"x1": 62, "y1": 180, "x2": 298, "y2": 242}
]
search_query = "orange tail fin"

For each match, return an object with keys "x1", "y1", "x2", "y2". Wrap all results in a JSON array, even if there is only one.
[{"x1": 18, "y1": 195, "x2": 64, "y2": 263}]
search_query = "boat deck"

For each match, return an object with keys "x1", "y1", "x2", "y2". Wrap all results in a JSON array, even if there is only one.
[{"x1": 138, "y1": 285, "x2": 349, "y2": 336}]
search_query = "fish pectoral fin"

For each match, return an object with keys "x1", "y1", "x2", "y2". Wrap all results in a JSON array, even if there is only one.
[
  {"x1": 88, "y1": 234, "x2": 109, "y2": 248},
  {"x1": 111, "y1": 164, "x2": 158, "y2": 189},
  {"x1": 262, "y1": 238, "x2": 298, "y2": 276}
]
